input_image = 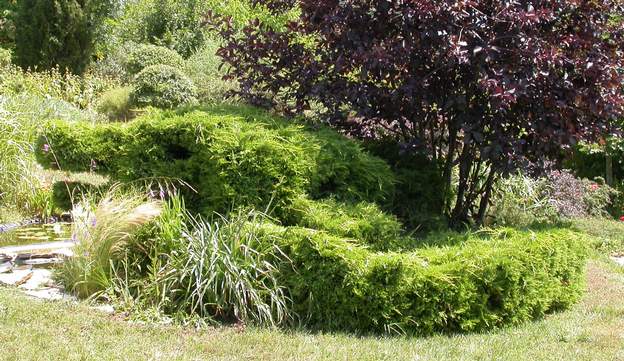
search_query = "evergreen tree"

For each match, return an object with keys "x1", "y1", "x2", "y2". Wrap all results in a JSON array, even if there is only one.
[{"x1": 14, "y1": 0, "x2": 108, "y2": 74}]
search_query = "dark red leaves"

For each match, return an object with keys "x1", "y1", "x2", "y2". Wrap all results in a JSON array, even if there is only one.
[{"x1": 210, "y1": 0, "x2": 624, "y2": 224}]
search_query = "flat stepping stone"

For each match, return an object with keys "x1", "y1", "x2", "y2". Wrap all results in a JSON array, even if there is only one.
[
  {"x1": 612, "y1": 256, "x2": 624, "y2": 267},
  {"x1": 0, "y1": 269, "x2": 33, "y2": 286},
  {"x1": 0, "y1": 267, "x2": 73, "y2": 301},
  {"x1": 20, "y1": 258, "x2": 64, "y2": 267},
  {"x1": 0, "y1": 240, "x2": 77, "y2": 254},
  {"x1": 24, "y1": 288, "x2": 73, "y2": 301},
  {"x1": 16, "y1": 253, "x2": 59, "y2": 261},
  {"x1": 0, "y1": 261, "x2": 13, "y2": 274},
  {"x1": 19, "y1": 269, "x2": 53, "y2": 290},
  {"x1": 0, "y1": 237, "x2": 81, "y2": 302}
]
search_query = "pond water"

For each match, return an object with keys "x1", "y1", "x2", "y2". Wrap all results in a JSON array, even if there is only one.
[{"x1": 0, "y1": 223, "x2": 72, "y2": 248}]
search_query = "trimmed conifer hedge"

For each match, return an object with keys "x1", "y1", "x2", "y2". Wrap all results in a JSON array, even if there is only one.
[
  {"x1": 259, "y1": 225, "x2": 588, "y2": 335},
  {"x1": 36, "y1": 105, "x2": 588, "y2": 335},
  {"x1": 36, "y1": 105, "x2": 395, "y2": 220}
]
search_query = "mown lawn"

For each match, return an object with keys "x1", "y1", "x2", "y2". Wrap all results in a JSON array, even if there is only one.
[{"x1": 0, "y1": 258, "x2": 622, "y2": 361}]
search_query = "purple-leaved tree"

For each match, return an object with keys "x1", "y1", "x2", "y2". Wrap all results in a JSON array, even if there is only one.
[{"x1": 213, "y1": 0, "x2": 624, "y2": 226}]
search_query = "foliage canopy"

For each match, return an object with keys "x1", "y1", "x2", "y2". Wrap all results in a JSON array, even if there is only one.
[{"x1": 215, "y1": 0, "x2": 624, "y2": 226}]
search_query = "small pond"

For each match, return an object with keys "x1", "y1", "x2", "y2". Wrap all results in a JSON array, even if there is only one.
[{"x1": 0, "y1": 222, "x2": 72, "y2": 248}]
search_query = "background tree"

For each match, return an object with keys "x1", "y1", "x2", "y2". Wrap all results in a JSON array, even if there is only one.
[
  {"x1": 115, "y1": 0, "x2": 206, "y2": 58},
  {"x1": 14, "y1": 0, "x2": 112, "y2": 74},
  {"x1": 214, "y1": 0, "x2": 624, "y2": 227},
  {"x1": 0, "y1": 0, "x2": 17, "y2": 49}
]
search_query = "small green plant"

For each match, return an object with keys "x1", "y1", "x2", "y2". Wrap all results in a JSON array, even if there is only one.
[
  {"x1": 0, "y1": 47, "x2": 11, "y2": 67},
  {"x1": 96, "y1": 86, "x2": 133, "y2": 121},
  {"x1": 130, "y1": 64, "x2": 198, "y2": 108},
  {"x1": 125, "y1": 43, "x2": 185, "y2": 76}
]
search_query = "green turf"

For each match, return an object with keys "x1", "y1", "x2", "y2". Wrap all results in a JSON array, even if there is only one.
[{"x1": 0, "y1": 259, "x2": 623, "y2": 361}]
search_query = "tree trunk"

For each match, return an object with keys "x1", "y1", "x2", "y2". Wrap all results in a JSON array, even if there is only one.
[
  {"x1": 442, "y1": 125, "x2": 458, "y2": 213},
  {"x1": 476, "y1": 169, "x2": 496, "y2": 226},
  {"x1": 449, "y1": 144, "x2": 473, "y2": 227},
  {"x1": 606, "y1": 153, "x2": 613, "y2": 186}
]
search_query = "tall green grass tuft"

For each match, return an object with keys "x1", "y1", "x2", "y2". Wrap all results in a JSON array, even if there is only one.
[
  {"x1": 166, "y1": 209, "x2": 292, "y2": 326},
  {"x1": 0, "y1": 65, "x2": 119, "y2": 110},
  {"x1": 0, "y1": 93, "x2": 105, "y2": 220},
  {"x1": 56, "y1": 189, "x2": 162, "y2": 298}
]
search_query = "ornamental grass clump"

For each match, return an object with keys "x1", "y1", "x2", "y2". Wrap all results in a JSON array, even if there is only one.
[
  {"x1": 56, "y1": 189, "x2": 162, "y2": 299},
  {"x1": 490, "y1": 172, "x2": 559, "y2": 227},
  {"x1": 58, "y1": 193, "x2": 293, "y2": 327},
  {"x1": 165, "y1": 209, "x2": 292, "y2": 326}
]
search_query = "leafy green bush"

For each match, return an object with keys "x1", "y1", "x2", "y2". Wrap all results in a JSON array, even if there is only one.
[
  {"x1": 111, "y1": 0, "x2": 294, "y2": 59},
  {"x1": 262, "y1": 226, "x2": 588, "y2": 335},
  {"x1": 490, "y1": 173, "x2": 560, "y2": 227},
  {"x1": 130, "y1": 65, "x2": 198, "y2": 108},
  {"x1": 97, "y1": 86, "x2": 133, "y2": 121},
  {"x1": 36, "y1": 105, "x2": 395, "y2": 222},
  {"x1": 288, "y1": 197, "x2": 404, "y2": 251},
  {"x1": 114, "y1": 0, "x2": 206, "y2": 58},
  {"x1": 125, "y1": 44, "x2": 184, "y2": 76},
  {"x1": 183, "y1": 38, "x2": 237, "y2": 103}
]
